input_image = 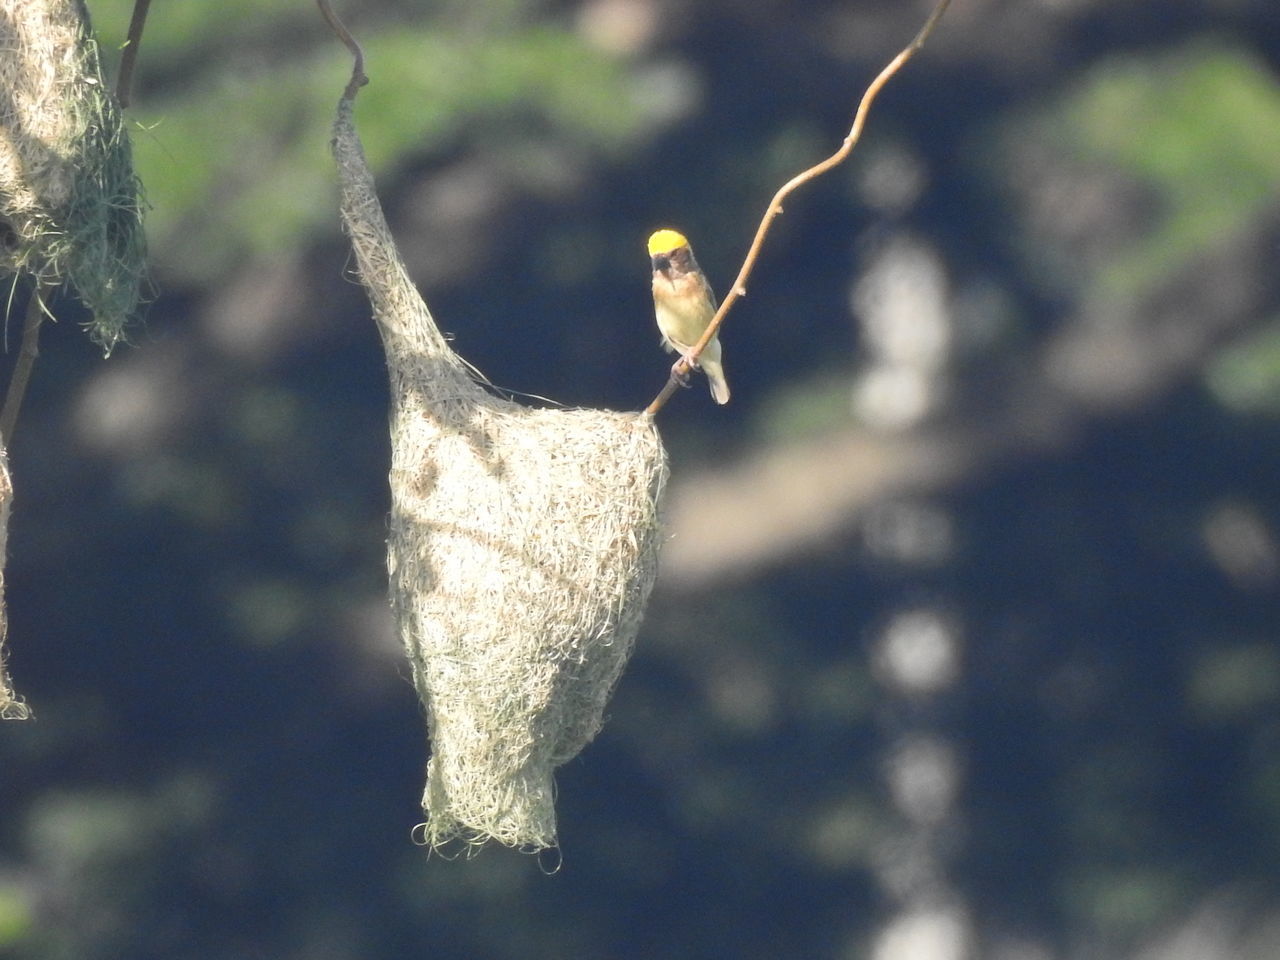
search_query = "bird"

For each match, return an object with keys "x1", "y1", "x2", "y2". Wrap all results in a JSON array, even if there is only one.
[{"x1": 647, "y1": 228, "x2": 730, "y2": 405}]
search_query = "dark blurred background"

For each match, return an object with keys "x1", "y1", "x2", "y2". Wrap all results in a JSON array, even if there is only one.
[{"x1": 3, "y1": 0, "x2": 1280, "y2": 957}]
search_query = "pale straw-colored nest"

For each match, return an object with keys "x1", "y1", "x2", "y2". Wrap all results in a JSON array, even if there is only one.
[
  {"x1": 0, "y1": 445, "x2": 23, "y2": 720},
  {"x1": 331, "y1": 83, "x2": 668, "y2": 851},
  {"x1": 0, "y1": 0, "x2": 146, "y2": 353}
]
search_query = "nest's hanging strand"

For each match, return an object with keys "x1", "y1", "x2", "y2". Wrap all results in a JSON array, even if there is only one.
[
  {"x1": 322, "y1": 8, "x2": 472, "y2": 387},
  {"x1": 0, "y1": 441, "x2": 23, "y2": 720},
  {"x1": 645, "y1": 0, "x2": 953, "y2": 415}
]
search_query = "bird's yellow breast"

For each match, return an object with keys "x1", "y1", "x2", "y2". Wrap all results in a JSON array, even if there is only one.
[{"x1": 653, "y1": 272, "x2": 716, "y2": 350}]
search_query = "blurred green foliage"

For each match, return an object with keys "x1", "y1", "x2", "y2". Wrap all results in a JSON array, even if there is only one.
[
  {"x1": 1207, "y1": 317, "x2": 1280, "y2": 412},
  {"x1": 1067, "y1": 43, "x2": 1280, "y2": 298},
  {"x1": 92, "y1": 1, "x2": 647, "y2": 284},
  {"x1": 0, "y1": 882, "x2": 33, "y2": 948},
  {"x1": 1002, "y1": 42, "x2": 1280, "y2": 304}
]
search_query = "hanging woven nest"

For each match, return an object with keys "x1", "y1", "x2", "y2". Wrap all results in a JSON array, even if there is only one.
[
  {"x1": 329, "y1": 64, "x2": 668, "y2": 851},
  {"x1": 0, "y1": 0, "x2": 147, "y2": 353},
  {"x1": 0, "y1": 445, "x2": 24, "y2": 720},
  {"x1": 0, "y1": 0, "x2": 148, "y2": 720}
]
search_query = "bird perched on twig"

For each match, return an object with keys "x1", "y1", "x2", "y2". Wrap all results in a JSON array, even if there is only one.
[{"x1": 648, "y1": 229, "x2": 730, "y2": 405}]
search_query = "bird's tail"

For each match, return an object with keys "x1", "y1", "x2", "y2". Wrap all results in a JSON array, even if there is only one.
[{"x1": 702, "y1": 357, "x2": 730, "y2": 405}]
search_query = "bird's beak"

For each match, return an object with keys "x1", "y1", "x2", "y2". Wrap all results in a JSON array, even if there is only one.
[{"x1": 650, "y1": 253, "x2": 670, "y2": 274}]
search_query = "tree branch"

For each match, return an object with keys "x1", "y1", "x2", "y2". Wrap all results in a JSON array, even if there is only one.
[
  {"x1": 0, "y1": 286, "x2": 47, "y2": 448},
  {"x1": 115, "y1": 0, "x2": 152, "y2": 108}
]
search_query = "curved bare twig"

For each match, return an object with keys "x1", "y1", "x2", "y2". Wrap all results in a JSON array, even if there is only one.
[
  {"x1": 0, "y1": 285, "x2": 48, "y2": 448},
  {"x1": 317, "y1": 0, "x2": 368, "y2": 99},
  {"x1": 115, "y1": 0, "x2": 152, "y2": 108},
  {"x1": 645, "y1": 0, "x2": 952, "y2": 416}
]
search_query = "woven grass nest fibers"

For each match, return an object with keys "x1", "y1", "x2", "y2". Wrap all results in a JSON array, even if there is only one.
[
  {"x1": 0, "y1": 0, "x2": 146, "y2": 353},
  {"x1": 331, "y1": 90, "x2": 668, "y2": 852},
  {"x1": 0, "y1": 446, "x2": 23, "y2": 720}
]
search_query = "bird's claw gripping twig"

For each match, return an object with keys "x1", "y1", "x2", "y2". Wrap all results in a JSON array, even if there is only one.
[{"x1": 671, "y1": 356, "x2": 697, "y2": 387}]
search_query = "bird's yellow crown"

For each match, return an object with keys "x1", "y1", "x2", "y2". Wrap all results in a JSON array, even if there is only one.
[{"x1": 647, "y1": 229, "x2": 689, "y2": 257}]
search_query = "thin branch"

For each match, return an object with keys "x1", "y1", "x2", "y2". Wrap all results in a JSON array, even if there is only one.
[
  {"x1": 115, "y1": 0, "x2": 152, "y2": 108},
  {"x1": 317, "y1": 0, "x2": 368, "y2": 99},
  {"x1": 1, "y1": 287, "x2": 48, "y2": 448},
  {"x1": 644, "y1": 0, "x2": 952, "y2": 416}
]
